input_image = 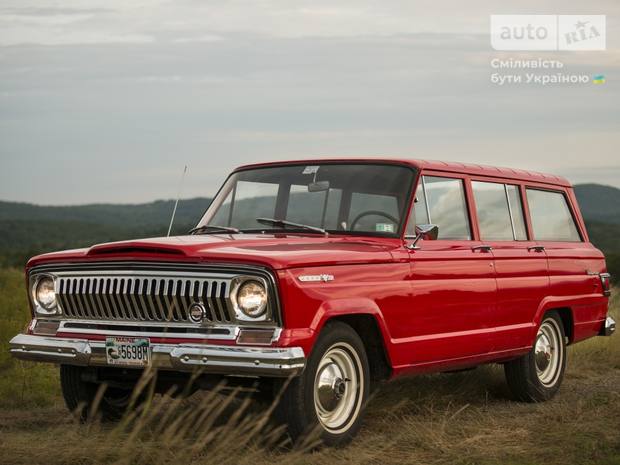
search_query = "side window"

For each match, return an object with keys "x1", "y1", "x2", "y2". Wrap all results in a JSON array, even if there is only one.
[
  {"x1": 410, "y1": 176, "x2": 471, "y2": 240},
  {"x1": 526, "y1": 189, "x2": 581, "y2": 242},
  {"x1": 413, "y1": 181, "x2": 429, "y2": 225},
  {"x1": 472, "y1": 181, "x2": 527, "y2": 241}
]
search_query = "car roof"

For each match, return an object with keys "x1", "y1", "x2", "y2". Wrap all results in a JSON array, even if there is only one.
[{"x1": 235, "y1": 158, "x2": 572, "y2": 187}]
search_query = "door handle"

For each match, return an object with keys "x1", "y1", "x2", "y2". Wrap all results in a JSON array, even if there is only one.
[
  {"x1": 527, "y1": 246, "x2": 545, "y2": 253},
  {"x1": 471, "y1": 245, "x2": 493, "y2": 253}
]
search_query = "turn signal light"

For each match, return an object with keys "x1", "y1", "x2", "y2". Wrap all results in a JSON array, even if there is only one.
[
  {"x1": 32, "y1": 320, "x2": 60, "y2": 336},
  {"x1": 600, "y1": 273, "x2": 611, "y2": 297},
  {"x1": 237, "y1": 329, "x2": 276, "y2": 345}
]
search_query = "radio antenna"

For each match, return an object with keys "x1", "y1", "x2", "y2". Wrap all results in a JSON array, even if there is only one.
[{"x1": 167, "y1": 165, "x2": 188, "y2": 237}]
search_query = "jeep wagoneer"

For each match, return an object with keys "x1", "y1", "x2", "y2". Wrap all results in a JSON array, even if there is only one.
[{"x1": 10, "y1": 159, "x2": 615, "y2": 445}]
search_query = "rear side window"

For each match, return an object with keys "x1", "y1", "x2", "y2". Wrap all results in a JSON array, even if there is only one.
[
  {"x1": 526, "y1": 189, "x2": 581, "y2": 242},
  {"x1": 472, "y1": 181, "x2": 527, "y2": 241},
  {"x1": 411, "y1": 176, "x2": 471, "y2": 240}
]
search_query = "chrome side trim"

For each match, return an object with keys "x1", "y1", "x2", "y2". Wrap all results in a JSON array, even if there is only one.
[{"x1": 9, "y1": 333, "x2": 305, "y2": 377}]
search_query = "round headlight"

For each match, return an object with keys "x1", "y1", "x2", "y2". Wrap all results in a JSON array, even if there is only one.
[
  {"x1": 236, "y1": 280, "x2": 268, "y2": 318},
  {"x1": 35, "y1": 276, "x2": 57, "y2": 311}
]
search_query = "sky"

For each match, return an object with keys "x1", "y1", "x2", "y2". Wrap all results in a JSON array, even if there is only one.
[{"x1": 0, "y1": 0, "x2": 618, "y2": 205}]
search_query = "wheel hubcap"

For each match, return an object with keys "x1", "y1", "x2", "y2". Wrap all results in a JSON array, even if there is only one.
[
  {"x1": 316, "y1": 362, "x2": 348, "y2": 412},
  {"x1": 314, "y1": 343, "x2": 363, "y2": 434},
  {"x1": 534, "y1": 333, "x2": 553, "y2": 372},
  {"x1": 534, "y1": 319, "x2": 563, "y2": 387}
]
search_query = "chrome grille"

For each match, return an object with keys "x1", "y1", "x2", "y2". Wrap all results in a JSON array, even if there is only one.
[{"x1": 57, "y1": 276, "x2": 232, "y2": 323}]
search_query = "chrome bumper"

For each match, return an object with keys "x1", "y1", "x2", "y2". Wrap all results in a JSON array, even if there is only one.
[
  {"x1": 599, "y1": 316, "x2": 616, "y2": 337},
  {"x1": 9, "y1": 333, "x2": 306, "y2": 377}
]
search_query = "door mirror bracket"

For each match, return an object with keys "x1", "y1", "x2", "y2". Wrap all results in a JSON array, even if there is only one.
[{"x1": 405, "y1": 224, "x2": 439, "y2": 250}]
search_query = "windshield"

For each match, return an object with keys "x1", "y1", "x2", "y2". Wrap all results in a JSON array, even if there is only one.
[{"x1": 197, "y1": 163, "x2": 416, "y2": 237}]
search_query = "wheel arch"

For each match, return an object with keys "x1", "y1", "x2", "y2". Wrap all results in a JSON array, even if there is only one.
[
  {"x1": 549, "y1": 307, "x2": 574, "y2": 344},
  {"x1": 309, "y1": 299, "x2": 394, "y2": 382},
  {"x1": 536, "y1": 306, "x2": 574, "y2": 344},
  {"x1": 325, "y1": 314, "x2": 392, "y2": 382}
]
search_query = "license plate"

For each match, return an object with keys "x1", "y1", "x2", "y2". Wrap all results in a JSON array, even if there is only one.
[{"x1": 105, "y1": 337, "x2": 150, "y2": 367}]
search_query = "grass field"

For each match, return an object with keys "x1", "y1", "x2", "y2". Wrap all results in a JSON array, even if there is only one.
[{"x1": 1, "y1": 268, "x2": 619, "y2": 465}]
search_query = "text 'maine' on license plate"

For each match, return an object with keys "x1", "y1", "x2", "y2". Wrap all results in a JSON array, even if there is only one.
[{"x1": 105, "y1": 337, "x2": 151, "y2": 367}]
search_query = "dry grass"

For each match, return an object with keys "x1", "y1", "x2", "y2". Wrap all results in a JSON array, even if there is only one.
[{"x1": 0, "y1": 277, "x2": 619, "y2": 465}]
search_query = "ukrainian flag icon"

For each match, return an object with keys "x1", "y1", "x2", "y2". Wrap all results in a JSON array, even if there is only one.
[{"x1": 593, "y1": 74, "x2": 606, "y2": 84}]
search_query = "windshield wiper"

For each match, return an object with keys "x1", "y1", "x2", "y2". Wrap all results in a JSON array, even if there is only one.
[
  {"x1": 256, "y1": 218, "x2": 327, "y2": 235},
  {"x1": 189, "y1": 225, "x2": 241, "y2": 235}
]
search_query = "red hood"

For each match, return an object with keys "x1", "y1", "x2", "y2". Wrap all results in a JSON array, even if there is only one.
[{"x1": 27, "y1": 234, "x2": 403, "y2": 270}]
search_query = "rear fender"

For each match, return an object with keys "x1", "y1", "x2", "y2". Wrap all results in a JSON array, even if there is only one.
[{"x1": 532, "y1": 294, "x2": 607, "y2": 344}]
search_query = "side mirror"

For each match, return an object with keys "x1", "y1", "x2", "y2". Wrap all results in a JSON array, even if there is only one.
[
  {"x1": 416, "y1": 223, "x2": 439, "y2": 240},
  {"x1": 405, "y1": 223, "x2": 439, "y2": 250},
  {"x1": 308, "y1": 181, "x2": 330, "y2": 192}
]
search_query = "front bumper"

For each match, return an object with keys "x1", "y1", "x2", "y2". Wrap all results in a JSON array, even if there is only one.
[
  {"x1": 9, "y1": 333, "x2": 306, "y2": 377},
  {"x1": 599, "y1": 316, "x2": 616, "y2": 337}
]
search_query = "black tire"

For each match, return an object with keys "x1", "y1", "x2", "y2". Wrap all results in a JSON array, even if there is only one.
[
  {"x1": 504, "y1": 311, "x2": 567, "y2": 402},
  {"x1": 275, "y1": 321, "x2": 370, "y2": 447},
  {"x1": 60, "y1": 365, "x2": 139, "y2": 421}
]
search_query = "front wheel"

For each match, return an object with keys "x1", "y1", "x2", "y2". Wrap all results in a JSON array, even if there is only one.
[
  {"x1": 60, "y1": 365, "x2": 140, "y2": 421},
  {"x1": 276, "y1": 321, "x2": 369, "y2": 447},
  {"x1": 504, "y1": 311, "x2": 567, "y2": 402}
]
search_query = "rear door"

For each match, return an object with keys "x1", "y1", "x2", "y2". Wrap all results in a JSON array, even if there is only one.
[
  {"x1": 470, "y1": 180, "x2": 549, "y2": 352},
  {"x1": 525, "y1": 187, "x2": 607, "y2": 339},
  {"x1": 403, "y1": 173, "x2": 497, "y2": 365}
]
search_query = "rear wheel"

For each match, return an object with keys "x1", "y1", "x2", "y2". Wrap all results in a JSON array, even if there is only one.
[
  {"x1": 504, "y1": 311, "x2": 567, "y2": 402},
  {"x1": 60, "y1": 365, "x2": 141, "y2": 421},
  {"x1": 276, "y1": 321, "x2": 369, "y2": 447}
]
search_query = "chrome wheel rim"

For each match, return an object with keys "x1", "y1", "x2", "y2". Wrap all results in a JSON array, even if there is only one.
[
  {"x1": 314, "y1": 342, "x2": 363, "y2": 434},
  {"x1": 534, "y1": 319, "x2": 563, "y2": 387}
]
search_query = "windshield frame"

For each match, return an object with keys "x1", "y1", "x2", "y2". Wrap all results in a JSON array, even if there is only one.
[{"x1": 195, "y1": 161, "x2": 418, "y2": 239}]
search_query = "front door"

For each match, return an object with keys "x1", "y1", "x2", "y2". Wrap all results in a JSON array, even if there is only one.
[{"x1": 401, "y1": 174, "x2": 496, "y2": 366}]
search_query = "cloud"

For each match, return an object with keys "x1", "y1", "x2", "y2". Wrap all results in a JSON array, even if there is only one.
[
  {"x1": 0, "y1": 1, "x2": 618, "y2": 203},
  {"x1": 2, "y1": 0, "x2": 618, "y2": 46}
]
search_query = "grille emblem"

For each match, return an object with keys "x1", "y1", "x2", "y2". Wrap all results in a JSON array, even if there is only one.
[{"x1": 189, "y1": 303, "x2": 207, "y2": 323}]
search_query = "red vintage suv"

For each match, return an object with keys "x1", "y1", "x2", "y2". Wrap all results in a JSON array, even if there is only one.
[{"x1": 10, "y1": 159, "x2": 615, "y2": 445}]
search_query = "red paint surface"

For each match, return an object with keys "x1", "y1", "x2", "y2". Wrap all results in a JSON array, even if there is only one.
[{"x1": 25, "y1": 159, "x2": 610, "y2": 378}]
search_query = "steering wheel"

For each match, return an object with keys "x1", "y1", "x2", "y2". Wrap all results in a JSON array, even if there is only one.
[{"x1": 350, "y1": 211, "x2": 399, "y2": 231}]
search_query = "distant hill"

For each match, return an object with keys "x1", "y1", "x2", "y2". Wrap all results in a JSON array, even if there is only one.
[
  {"x1": 0, "y1": 184, "x2": 619, "y2": 280},
  {"x1": 0, "y1": 197, "x2": 211, "y2": 230},
  {"x1": 0, "y1": 197, "x2": 212, "y2": 267},
  {"x1": 574, "y1": 184, "x2": 620, "y2": 225},
  {"x1": 572, "y1": 184, "x2": 620, "y2": 282}
]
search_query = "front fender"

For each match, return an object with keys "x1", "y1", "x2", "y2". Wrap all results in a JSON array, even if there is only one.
[
  {"x1": 277, "y1": 296, "x2": 394, "y2": 358},
  {"x1": 275, "y1": 265, "x2": 404, "y2": 360},
  {"x1": 310, "y1": 297, "x2": 392, "y2": 341}
]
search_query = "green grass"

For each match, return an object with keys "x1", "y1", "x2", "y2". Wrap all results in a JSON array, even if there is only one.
[
  {"x1": 0, "y1": 269, "x2": 60, "y2": 408},
  {"x1": 0, "y1": 268, "x2": 619, "y2": 465}
]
